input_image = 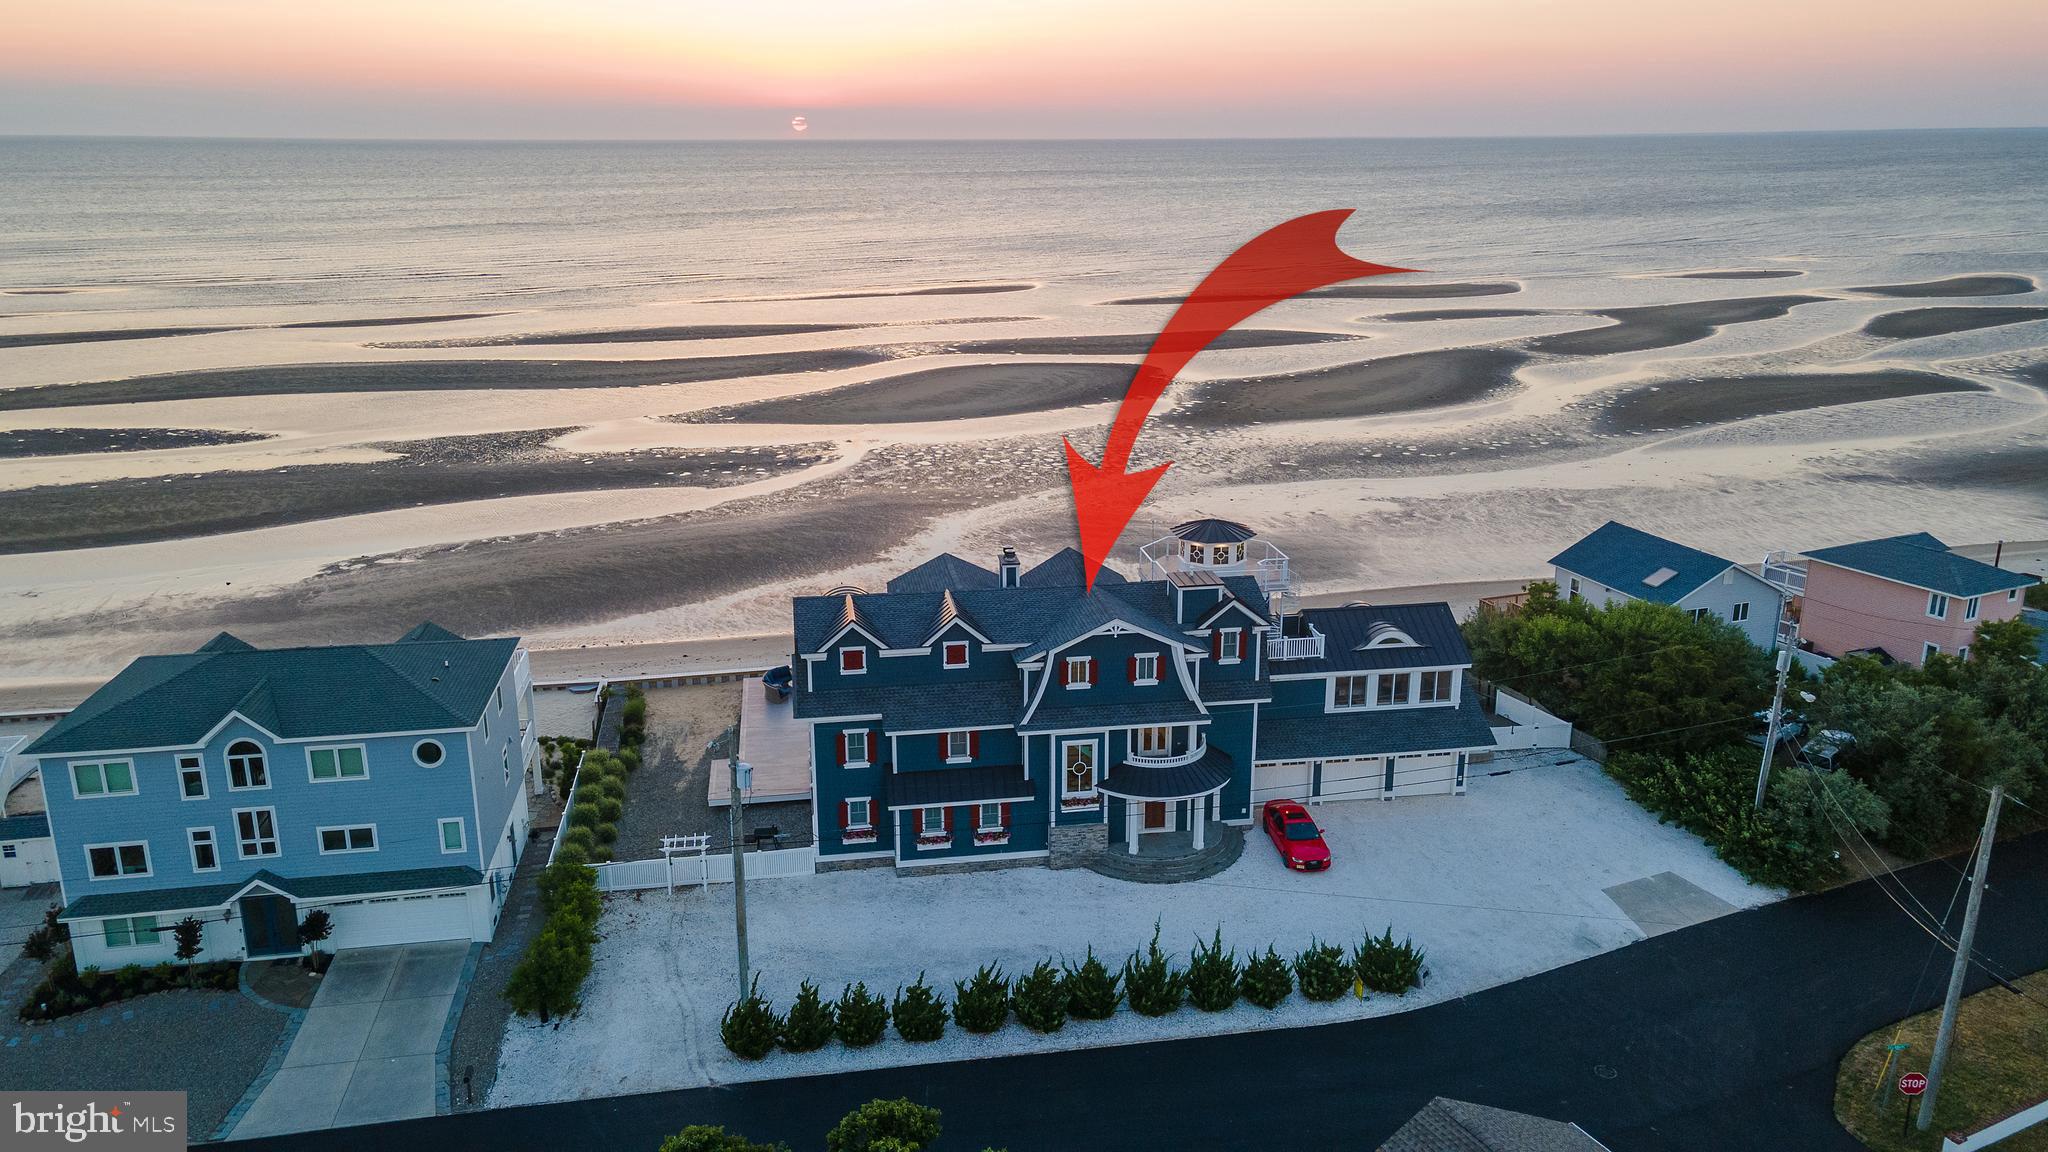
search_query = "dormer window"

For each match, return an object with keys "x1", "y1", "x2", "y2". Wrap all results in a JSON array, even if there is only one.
[
  {"x1": 1334, "y1": 675, "x2": 1369, "y2": 709},
  {"x1": 840, "y1": 647, "x2": 867, "y2": 675},
  {"x1": 1215, "y1": 628, "x2": 1244, "y2": 664},
  {"x1": 943, "y1": 641, "x2": 969, "y2": 669},
  {"x1": 1377, "y1": 672, "x2": 1413, "y2": 706},
  {"x1": 227, "y1": 741, "x2": 269, "y2": 790},
  {"x1": 944, "y1": 731, "x2": 973, "y2": 762},
  {"x1": 1419, "y1": 670, "x2": 1453, "y2": 703},
  {"x1": 1062, "y1": 655, "x2": 1096, "y2": 689},
  {"x1": 1130, "y1": 652, "x2": 1160, "y2": 685}
]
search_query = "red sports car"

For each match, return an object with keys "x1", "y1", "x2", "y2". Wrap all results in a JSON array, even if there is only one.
[{"x1": 1261, "y1": 799, "x2": 1330, "y2": 871}]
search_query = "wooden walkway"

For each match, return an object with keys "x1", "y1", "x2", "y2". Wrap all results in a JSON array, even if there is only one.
[{"x1": 709, "y1": 677, "x2": 811, "y2": 807}]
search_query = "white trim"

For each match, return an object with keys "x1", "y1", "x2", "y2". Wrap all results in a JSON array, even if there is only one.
[
  {"x1": 818, "y1": 620, "x2": 889, "y2": 655},
  {"x1": 975, "y1": 801, "x2": 1005, "y2": 832},
  {"x1": 1927, "y1": 592, "x2": 1949, "y2": 620},
  {"x1": 941, "y1": 640, "x2": 971, "y2": 669},
  {"x1": 68, "y1": 757, "x2": 138, "y2": 800},
  {"x1": 177, "y1": 754, "x2": 208, "y2": 801},
  {"x1": 438, "y1": 817, "x2": 467, "y2": 854},
  {"x1": 843, "y1": 728, "x2": 871, "y2": 769},
  {"x1": 306, "y1": 742, "x2": 370, "y2": 783},
  {"x1": 83, "y1": 839, "x2": 152, "y2": 880},
  {"x1": 944, "y1": 730, "x2": 972, "y2": 763},
  {"x1": 1217, "y1": 627, "x2": 1243, "y2": 664},
  {"x1": 844, "y1": 795, "x2": 874, "y2": 832},
  {"x1": 1133, "y1": 651, "x2": 1161, "y2": 685},
  {"x1": 1965, "y1": 596, "x2": 1981, "y2": 621},
  {"x1": 838, "y1": 646, "x2": 870, "y2": 675},
  {"x1": 1063, "y1": 654, "x2": 1093, "y2": 689},
  {"x1": 412, "y1": 739, "x2": 447, "y2": 768},
  {"x1": 1058, "y1": 737, "x2": 1099, "y2": 799},
  {"x1": 887, "y1": 723, "x2": 1013, "y2": 738},
  {"x1": 225, "y1": 739, "x2": 271, "y2": 791},
  {"x1": 26, "y1": 718, "x2": 478, "y2": 762},
  {"x1": 925, "y1": 617, "x2": 994, "y2": 647},
  {"x1": 233, "y1": 806, "x2": 281, "y2": 860},
  {"x1": 316, "y1": 823, "x2": 379, "y2": 855},
  {"x1": 187, "y1": 826, "x2": 220, "y2": 873}
]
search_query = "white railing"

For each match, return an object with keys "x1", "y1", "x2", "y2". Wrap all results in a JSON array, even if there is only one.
[
  {"x1": 1125, "y1": 740, "x2": 1207, "y2": 769},
  {"x1": 1255, "y1": 556, "x2": 1290, "y2": 593},
  {"x1": 546, "y1": 750, "x2": 589, "y2": 866},
  {"x1": 1267, "y1": 627, "x2": 1325, "y2": 661},
  {"x1": 1761, "y1": 550, "x2": 1807, "y2": 596},
  {"x1": 1944, "y1": 1095, "x2": 2048, "y2": 1151},
  {"x1": 1137, "y1": 535, "x2": 1291, "y2": 583},
  {"x1": 594, "y1": 845, "x2": 817, "y2": 891}
]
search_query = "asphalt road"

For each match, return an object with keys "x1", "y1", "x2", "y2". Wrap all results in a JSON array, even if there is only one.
[{"x1": 223, "y1": 830, "x2": 2048, "y2": 1152}]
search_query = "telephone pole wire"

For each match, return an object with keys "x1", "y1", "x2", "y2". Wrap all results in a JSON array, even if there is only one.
[{"x1": 1918, "y1": 784, "x2": 2003, "y2": 1131}]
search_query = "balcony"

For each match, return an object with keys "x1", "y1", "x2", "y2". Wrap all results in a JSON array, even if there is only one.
[
  {"x1": 1139, "y1": 535, "x2": 1292, "y2": 587},
  {"x1": 1267, "y1": 627, "x2": 1325, "y2": 661},
  {"x1": 1125, "y1": 738, "x2": 1208, "y2": 770}
]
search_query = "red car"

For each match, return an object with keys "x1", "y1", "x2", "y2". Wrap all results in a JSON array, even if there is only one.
[{"x1": 1262, "y1": 799, "x2": 1330, "y2": 871}]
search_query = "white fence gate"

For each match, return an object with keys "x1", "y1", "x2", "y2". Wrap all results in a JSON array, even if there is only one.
[
  {"x1": 594, "y1": 846, "x2": 817, "y2": 893},
  {"x1": 1489, "y1": 687, "x2": 1574, "y2": 751}
]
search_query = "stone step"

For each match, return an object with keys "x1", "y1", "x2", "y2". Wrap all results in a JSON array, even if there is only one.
[{"x1": 1081, "y1": 826, "x2": 1245, "y2": 884}]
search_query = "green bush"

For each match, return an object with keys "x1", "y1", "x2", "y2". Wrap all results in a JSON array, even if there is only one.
[
  {"x1": 1010, "y1": 960, "x2": 1067, "y2": 1033},
  {"x1": 825, "y1": 1099, "x2": 942, "y2": 1152},
  {"x1": 1062, "y1": 946, "x2": 1122, "y2": 1020},
  {"x1": 836, "y1": 982, "x2": 889, "y2": 1047},
  {"x1": 891, "y1": 975, "x2": 947, "y2": 1042},
  {"x1": 777, "y1": 980, "x2": 836, "y2": 1053},
  {"x1": 597, "y1": 796, "x2": 625, "y2": 823},
  {"x1": 560, "y1": 826, "x2": 597, "y2": 857},
  {"x1": 1185, "y1": 927, "x2": 1240, "y2": 1012},
  {"x1": 503, "y1": 923, "x2": 592, "y2": 1023},
  {"x1": 951, "y1": 964, "x2": 1009, "y2": 1034},
  {"x1": 554, "y1": 843, "x2": 592, "y2": 867},
  {"x1": 595, "y1": 822, "x2": 620, "y2": 845},
  {"x1": 617, "y1": 746, "x2": 643, "y2": 772},
  {"x1": 657, "y1": 1125, "x2": 787, "y2": 1152},
  {"x1": 568, "y1": 802, "x2": 602, "y2": 830},
  {"x1": 1293, "y1": 939, "x2": 1351, "y2": 1002},
  {"x1": 1353, "y1": 927, "x2": 1428, "y2": 994},
  {"x1": 538, "y1": 860, "x2": 602, "y2": 927},
  {"x1": 1241, "y1": 946, "x2": 1293, "y2": 1008},
  {"x1": 720, "y1": 976, "x2": 778, "y2": 1060},
  {"x1": 1122, "y1": 923, "x2": 1186, "y2": 1017},
  {"x1": 591, "y1": 775, "x2": 626, "y2": 802}
]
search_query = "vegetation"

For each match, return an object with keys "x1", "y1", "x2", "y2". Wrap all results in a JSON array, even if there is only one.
[
  {"x1": 22, "y1": 904, "x2": 67, "y2": 963},
  {"x1": 1185, "y1": 928, "x2": 1241, "y2": 1012},
  {"x1": 1293, "y1": 939, "x2": 1352, "y2": 1002},
  {"x1": 777, "y1": 980, "x2": 836, "y2": 1052},
  {"x1": 1123, "y1": 923, "x2": 1186, "y2": 1017},
  {"x1": 657, "y1": 1126, "x2": 787, "y2": 1152},
  {"x1": 1353, "y1": 927, "x2": 1428, "y2": 994},
  {"x1": 1010, "y1": 960, "x2": 1067, "y2": 1033},
  {"x1": 1062, "y1": 946, "x2": 1122, "y2": 1020},
  {"x1": 890, "y1": 975, "x2": 947, "y2": 1042},
  {"x1": 296, "y1": 909, "x2": 333, "y2": 972},
  {"x1": 835, "y1": 982, "x2": 889, "y2": 1048},
  {"x1": 1464, "y1": 583, "x2": 1773, "y2": 755},
  {"x1": 504, "y1": 860, "x2": 602, "y2": 1022},
  {"x1": 951, "y1": 964, "x2": 1010, "y2": 1034},
  {"x1": 20, "y1": 949, "x2": 238, "y2": 1021},
  {"x1": 172, "y1": 917, "x2": 206, "y2": 983},
  {"x1": 824, "y1": 1099, "x2": 943, "y2": 1152},
  {"x1": 720, "y1": 976, "x2": 778, "y2": 1060},
  {"x1": 1240, "y1": 946, "x2": 1294, "y2": 1009}
]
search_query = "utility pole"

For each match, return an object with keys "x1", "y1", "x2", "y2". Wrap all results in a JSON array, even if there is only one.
[
  {"x1": 1754, "y1": 644, "x2": 1794, "y2": 808},
  {"x1": 729, "y1": 757, "x2": 752, "y2": 1001},
  {"x1": 1919, "y1": 785, "x2": 2004, "y2": 1131}
]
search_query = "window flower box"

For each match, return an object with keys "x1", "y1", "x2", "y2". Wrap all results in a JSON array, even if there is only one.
[
  {"x1": 1060, "y1": 792, "x2": 1100, "y2": 811},
  {"x1": 915, "y1": 832, "x2": 952, "y2": 850},
  {"x1": 841, "y1": 827, "x2": 877, "y2": 845},
  {"x1": 973, "y1": 830, "x2": 1010, "y2": 846}
]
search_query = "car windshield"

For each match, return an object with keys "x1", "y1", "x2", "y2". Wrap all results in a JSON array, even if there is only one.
[{"x1": 1283, "y1": 820, "x2": 1320, "y2": 841}]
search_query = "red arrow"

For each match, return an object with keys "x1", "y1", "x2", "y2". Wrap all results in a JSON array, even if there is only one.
[{"x1": 1065, "y1": 209, "x2": 1414, "y2": 588}]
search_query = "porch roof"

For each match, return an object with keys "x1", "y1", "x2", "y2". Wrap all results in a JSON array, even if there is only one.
[
  {"x1": 884, "y1": 764, "x2": 1033, "y2": 811},
  {"x1": 1101, "y1": 745, "x2": 1232, "y2": 800},
  {"x1": 61, "y1": 865, "x2": 482, "y2": 921}
]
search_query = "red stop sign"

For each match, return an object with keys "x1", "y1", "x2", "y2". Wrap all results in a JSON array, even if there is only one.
[{"x1": 1899, "y1": 1073, "x2": 1928, "y2": 1096}]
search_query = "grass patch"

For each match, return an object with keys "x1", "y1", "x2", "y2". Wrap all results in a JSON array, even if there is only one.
[{"x1": 1834, "y1": 970, "x2": 2048, "y2": 1150}]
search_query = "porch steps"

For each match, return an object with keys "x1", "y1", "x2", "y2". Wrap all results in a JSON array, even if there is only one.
[{"x1": 1081, "y1": 824, "x2": 1244, "y2": 885}]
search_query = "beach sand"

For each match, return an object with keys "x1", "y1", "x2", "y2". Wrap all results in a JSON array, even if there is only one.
[
  {"x1": 1863, "y1": 307, "x2": 2048, "y2": 339},
  {"x1": 1105, "y1": 282, "x2": 1520, "y2": 305},
  {"x1": 703, "y1": 283, "x2": 1035, "y2": 303}
]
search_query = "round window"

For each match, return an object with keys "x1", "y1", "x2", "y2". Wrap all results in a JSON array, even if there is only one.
[{"x1": 413, "y1": 740, "x2": 445, "y2": 767}]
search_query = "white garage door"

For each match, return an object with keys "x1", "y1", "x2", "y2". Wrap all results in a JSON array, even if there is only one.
[
  {"x1": 1252, "y1": 761, "x2": 1312, "y2": 805},
  {"x1": 320, "y1": 890, "x2": 473, "y2": 949},
  {"x1": 1317, "y1": 757, "x2": 1384, "y2": 804},
  {"x1": 1388, "y1": 752, "x2": 1459, "y2": 798}
]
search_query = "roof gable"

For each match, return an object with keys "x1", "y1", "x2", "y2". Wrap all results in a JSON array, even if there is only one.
[
  {"x1": 1549, "y1": 521, "x2": 1734, "y2": 605},
  {"x1": 886, "y1": 552, "x2": 1000, "y2": 594},
  {"x1": 1803, "y1": 533, "x2": 2039, "y2": 598},
  {"x1": 1021, "y1": 547, "x2": 1126, "y2": 588}
]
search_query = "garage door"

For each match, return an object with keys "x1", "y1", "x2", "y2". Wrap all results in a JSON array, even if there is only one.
[
  {"x1": 1252, "y1": 761, "x2": 1312, "y2": 805},
  {"x1": 1388, "y1": 752, "x2": 1459, "y2": 798},
  {"x1": 1317, "y1": 757, "x2": 1384, "y2": 804},
  {"x1": 319, "y1": 890, "x2": 473, "y2": 949}
]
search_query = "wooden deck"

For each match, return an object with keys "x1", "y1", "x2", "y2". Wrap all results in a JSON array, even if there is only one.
[{"x1": 709, "y1": 676, "x2": 812, "y2": 807}]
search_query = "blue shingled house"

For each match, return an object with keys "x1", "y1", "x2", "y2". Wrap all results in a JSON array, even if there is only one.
[
  {"x1": 1550, "y1": 520, "x2": 1785, "y2": 649},
  {"x1": 24, "y1": 624, "x2": 537, "y2": 969},
  {"x1": 794, "y1": 520, "x2": 1496, "y2": 873}
]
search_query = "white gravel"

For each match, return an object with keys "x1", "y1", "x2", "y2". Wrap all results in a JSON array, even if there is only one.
[{"x1": 489, "y1": 752, "x2": 1778, "y2": 1105}]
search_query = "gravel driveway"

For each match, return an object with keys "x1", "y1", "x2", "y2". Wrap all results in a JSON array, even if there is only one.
[{"x1": 615, "y1": 683, "x2": 811, "y2": 858}]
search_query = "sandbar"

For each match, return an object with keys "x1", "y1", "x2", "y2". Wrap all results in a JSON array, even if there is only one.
[
  {"x1": 1168, "y1": 347, "x2": 1529, "y2": 426},
  {"x1": 1528, "y1": 295, "x2": 1824, "y2": 357},
  {"x1": 0, "y1": 427, "x2": 269, "y2": 459},
  {"x1": 1596, "y1": 370, "x2": 1982, "y2": 433},
  {"x1": 1862, "y1": 307, "x2": 2048, "y2": 339},
  {"x1": 1848, "y1": 275, "x2": 2036, "y2": 298},
  {"x1": 1106, "y1": 282, "x2": 1519, "y2": 305}
]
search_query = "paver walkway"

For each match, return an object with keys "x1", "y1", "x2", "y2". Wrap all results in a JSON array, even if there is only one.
[{"x1": 229, "y1": 942, "x2": 469, "y2": 1139}]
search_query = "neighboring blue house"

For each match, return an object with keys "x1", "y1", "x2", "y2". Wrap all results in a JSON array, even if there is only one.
[
  {"x1": 25, "y1": 624, "x2": 536, "y2": 969},
  {"x1": 794, "y1": 520, "x2": 1495, "y2": 872},
  {"x1": 1550, "y1": 520, "x2": 1785, "y2": 649}
]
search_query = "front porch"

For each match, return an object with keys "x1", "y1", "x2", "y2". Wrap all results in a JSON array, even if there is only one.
[{"x1": 1081, "y1": 819, "x2": 1244, "y2": 884}]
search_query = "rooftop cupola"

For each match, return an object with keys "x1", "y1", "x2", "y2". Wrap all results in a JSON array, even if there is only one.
[{"x1": 998, "y1": 546, "x2": 1021, "y2": 588}]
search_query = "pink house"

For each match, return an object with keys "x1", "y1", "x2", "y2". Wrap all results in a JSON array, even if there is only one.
[{"x1": 1798, "y1": 533, "x2": 2039, "y2": 666}]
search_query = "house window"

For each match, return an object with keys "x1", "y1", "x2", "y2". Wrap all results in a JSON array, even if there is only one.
[
  {"x1": 189, "y1": 828, "x2": 219, "y2": 872},
  {"x1": 1187, "y1": 542, "x2": 1203, "y2": 563},
  {"x1": 977, "y1": 802, "x2": 1004, "y2": 831},
  {"x1": 1064, "y1": 655, "x2": 1094, "y2": 688},
  {"x1": 87, "y1": 842, "x2": 150, "y2": 879},
  {"x1": 839, "y1": 647, "x2": 867, "y2": 674},
  {"x1": 319, "y1": 825, "x2": 378, "y2": 854},
  {"x1": 1211, "y1": 545, "x2": 1230, "y2": 564},
  {"x1": 503, "y1": 747, "x2": 511, "y2": 785},
  {"x1": 439, "y1": 818, "x2": 466, "y2": 853},
  {"x1": 413, "y1": 739, "x2": 445, "y2": 767},
  {"x1": 1, "y1": 845, "x2": 13, "y2": 859},
  {"x1": 102, "y1": 916, "x2": 160, "y2": 949},
  {"x1": 1062, "y1": 743, "x2": 1097, "y2": 797},
  {"x1": 1132, "y1": 652, "x2": 1160, "y2": 684},
  {"x1": 845, "y1": 797, "x2": 872, "y2": 830},
  {"x1": 227, "y1": 741, "x2": 268, "y2": 789},
  {"x1": 1378, "y1": 673, "x2": 1413, "y2": 706},
  {"x1": 1927, "y1": 592, "x2": 1949, "y2": 619},
  {"x1": 1235, "y1": 543, "x2": 1246, "y2": 563},
  {"x1": 1217, "y1": 628, "x2": 1242, "y2": 664},
  {"x1": 1731, "y1": 602, "x2": 1750, "y2": 623},
  {"x1": 920, "y1": 808, "x2": 946, "y2": 835},
  {"x1": 1334, "y1": 675, "x2": 1370, "y2": 708},
  {"x1": 1688, "y1": 607, "x2": 1711, "y2": 623},
  {"x1": 1567, "y1": 577, "x2": 1581, "y2": 602},
  {"x1": 235, "y1": 808, "x2": 280, "y2": 858},
  {"x1": 1419, "y1": 670, "x2": 1454, "y2": 703},
  {"x1": 1923, "y1": 642, "x2": 1940, "y2": 664},
  {"x1": 178, "y1": 755, "x2": 207, "y2": 800},
  {"x1": 308, "y1": 745, "x2": 368, "y2": 782},
  {"x1": 71, "y1": 760, "x2": 136, "y2": 799},
  {"x1": 482, "y1": 712, "x2": 490, "y2": 742},
  {"x1": 1135, "y1": 726, "x2": 1171, "y2": 755},
  {"x1": 945, "y1": 731, "x2": 972, "y2": 762},
  {"x1": 1965, "y1": 596, "x2": 1980, "y2": 621},
  {"x1": 942, "y1": 641, "x2": 969, "y2": 668},
  {"x1": 2012, "y1": 589, "x2": 2022, "y2": 602},
  {"x1": 842, "y1": 729, "x2": 870, "y2": 767},
  {"x1": 1959, "y1": 646, "x2": 1971, "y2": 662}
]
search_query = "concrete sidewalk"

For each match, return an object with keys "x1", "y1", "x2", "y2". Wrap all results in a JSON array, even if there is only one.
[{"x1": 229, "y1": 942, "x2": 468, "y2": 1139}]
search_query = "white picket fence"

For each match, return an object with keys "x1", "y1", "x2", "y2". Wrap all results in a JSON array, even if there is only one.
[
  {"x1": 1488, "y1": 686, "x2": 1574, "y2": 751},
  {"x1": 1944, "y1": 1096, "x2": 2048, "y2": 1151},
  {"x1": 594, "y1": 845, "x2": 817, "y2": 893}
]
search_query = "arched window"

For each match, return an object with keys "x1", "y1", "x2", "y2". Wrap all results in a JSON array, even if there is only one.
[{"x1": 227, "y1": 740, "x2": 268, "y2": 789}]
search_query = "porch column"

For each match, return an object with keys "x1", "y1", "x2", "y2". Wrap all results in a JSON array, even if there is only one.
[
  {"x1": 1126, "y1": 804, "x2": 1139, "y2": 855},
  {"x1": 1192, "y1": 798, "x2": 1206, "y2": 850}
]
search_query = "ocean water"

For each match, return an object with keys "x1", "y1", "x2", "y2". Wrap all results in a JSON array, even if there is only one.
[{"x1": 3, "y1": 131, "x2": 2046, "y2": 310}]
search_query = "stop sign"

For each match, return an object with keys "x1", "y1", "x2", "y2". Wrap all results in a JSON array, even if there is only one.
[{"x1": 1900, "y1": 1073, "x2": 1928, "y2": 1096}]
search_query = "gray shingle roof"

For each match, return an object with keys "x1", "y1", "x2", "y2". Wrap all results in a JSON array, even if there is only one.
[
  {"x1": 1549, "y1": 521, "x2": 1733, "y2": 606},
  {"x1": 1021, "y1": 547, "x2": 1126, "y2": 588},
  {"x1": 1256, "y1": 687, "x2": 1496, "y2": 761},
  {"x1": 25, "y1": 626, "x2": 518, "y2": 757},
  {"x1": 1270, "y1": 603, "x2": 1469, "y2": 676},
  {"x1": 884, "y1": 765, "x2": 1033, "y2": 809},
  {"x1": 1380, "y1": 1098, "x2": 1610, "y2": 1152},
  {"x1": 0, "y1": 811, "x2": 49, "y2": 841},
  {"x1": 1172, "y1": 518, "x2": 1256, "y2": 544},
  {"x1": 1804, "y1": 532, "x2": 2039, "y2": 598},
  {"x1": 1022, "y1": 698, "x2": 1207, "y2": 733},
  {"x1": 1101, "y1": 745, "x2": 1232, "y2": 799},
  {"x1": 60, "y1": 865, "x2": 482, "y2": 920},
  {"x1": 887, "y1": 552, "x2": 1000, "y2": 594}
]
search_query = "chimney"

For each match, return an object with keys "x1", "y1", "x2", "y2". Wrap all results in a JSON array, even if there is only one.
[{"x1": 999, "y1": 546, "x2": 1021, "y2": 588}]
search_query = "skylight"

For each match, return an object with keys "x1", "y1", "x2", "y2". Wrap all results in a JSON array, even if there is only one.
[{"x1": 1642, "y1": 567, "x2": 1678, "y2": 588}]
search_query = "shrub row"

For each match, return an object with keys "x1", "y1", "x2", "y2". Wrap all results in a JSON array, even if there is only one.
[
  {"x1": 719, "y1": 923, "x2": 1427, "y2": 1059},
  {"x1": 661, "y1": 1097, "x2": 946, "y2": 1152},
  {"x1": 20, "y1": 948, "x2": 238, "y2": 1022},
  {"x1": 557, "y1": 750, "x2": 634, "y2": 866},
  {"x1": 503, "y1": 859, "x2": 603, "y2": 1022}
]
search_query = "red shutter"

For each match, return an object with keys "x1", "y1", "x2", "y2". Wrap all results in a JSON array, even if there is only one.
[
  {"x1": 938, "y1": 733, "x2": 948, "y2": 759},
  {"x1": 1000, "y1": 802, "x2": 1011, "y2": 827},
  {"x1": 1127, "y1": 655, "x2": 1138, "y2": 681},
  {"x1": 1057, "y1": 658, "x2": 1070, "y2": 686},
  {"x1": 943, "y1": 807, "x2": 955, "y2": 832},
  {"x1": 1235, "y1": 630, "x2": 1248, "y2": 659},
  {"x1": 836, "y1": 732, "x2": 847, "y2": 765},
  {"x1": 1211, "y1": 633, "x2": 1224, "y2": 659},
  {"x1": 1087, "y1": 657, "x2": 1098, "y2": 684},
  {"x1": 969, "y1": 730, "x2": 980, "y2": 757},
  {"x1": 838, "y1": 800, "x2": 849, "y2": 828}
]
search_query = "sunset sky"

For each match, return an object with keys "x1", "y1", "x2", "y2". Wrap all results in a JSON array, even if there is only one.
[{"x1": 3, "y1": 0, "x2": 2045, "y2": 138}]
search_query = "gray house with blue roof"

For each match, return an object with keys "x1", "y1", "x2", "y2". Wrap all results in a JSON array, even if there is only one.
[
  {"x1": 1550, "y1": 521, "x2": 1784, "y2": 649},
  {"x1": 24, "y1": 623, "x2": 537, "y2": 969},
  {"x1": 795, "y1": 520, "x2": 1495, "y2": 872}
]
